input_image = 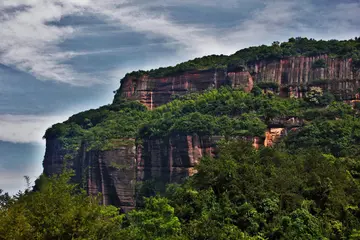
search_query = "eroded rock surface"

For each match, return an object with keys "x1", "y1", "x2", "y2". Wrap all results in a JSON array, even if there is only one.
[{"x1": 117, "y1": 55, "x2": 360, "y2": 108}]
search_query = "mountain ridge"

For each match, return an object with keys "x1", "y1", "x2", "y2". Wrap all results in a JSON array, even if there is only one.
[{"x1": 42, "y1": 37, "x2": 360, "y2": 211}]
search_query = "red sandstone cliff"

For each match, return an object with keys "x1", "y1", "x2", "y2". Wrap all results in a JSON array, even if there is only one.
[
  {"x1": 117, "y1": 69, "x2": 253, "y2": 109},
  {"x1": 117, "y1": 55, "x2": 360, "y2": 108},
  {"x1": 43, "y1": 134, "x2": 222, "y2": 211}
]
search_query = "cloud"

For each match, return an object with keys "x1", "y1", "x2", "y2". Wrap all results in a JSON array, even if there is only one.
[
  {"x1": 0, "y1": 114, "x2": 68, "y2": 143},
  {"x1": 0, "y1": 0, "x2": 358, "y2": 87},
  {"x1": 0, "y1": 0, "x2": 101, "y2": 85},
  {"x1": 0, "y1": 167, "x2": 42, "y2": 195}
]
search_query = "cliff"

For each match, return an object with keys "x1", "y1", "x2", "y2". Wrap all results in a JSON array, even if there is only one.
[
  {"x1": 116, "y1": 55, "x2": 359, "y2": 108},
  {"x1": 116, "y1": 69, "x2": 253, "y2": 109},
  {"x1": 43, "y1": 37, "x2": 360, "y2": 211},
  {"x1": 43, "y1": 126, "x2": 297, "y2": 211},
  {"x1": 43, "y1": 134, "x2": 221, "y2": 211},
  {"x1": 43, "y1": 139, "x2": 137, "y2": 212}
]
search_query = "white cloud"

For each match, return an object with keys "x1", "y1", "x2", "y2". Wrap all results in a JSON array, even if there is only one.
[
  {"x1": 0, "y1": 114, "x2": 68, "y2": 144},
  {"x1": 0, "y1": 0, "x2": 358, "y2": 87},
  {"x1": 0, "y1": 0, "x2": 101, "y2": 85},
  {"x1": 0, "y1": 167, "x2": 43, "y2": 195}
]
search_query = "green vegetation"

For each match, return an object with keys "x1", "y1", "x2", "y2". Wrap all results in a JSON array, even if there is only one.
[
  {"x1": 0, "y1": 170, "x2": 183, "y2": 240},
  {"x1": 5, "y1": 81, "x2": 360, "y2": 239},
  {"x1": 256, "y1": 82, "x2": 280, "y2": 91},
  {"x1": 3, "y1": 135, "x2": 360, "y2": 239},
  {"x1": 163, "y1": 140, "x2": 360, "y2": 239},
  {"x1": 44, "y1": 87, "x2": 314, "y2": 152},
  {"x1": 0, "y1": 171, "x2": 125, "y2": 240},
  {"x1": 44, "y1": 85, "x2": 357, "y2": 155},
  {"x1": 3, "y1": 36, "x2": 360, "y2": 239},
  {"x1": 312, "y1": 59, "x2": 327, "y2": 69},
  {"x1": 121, "y1": 37, "x2": 360, "y2": 80}
]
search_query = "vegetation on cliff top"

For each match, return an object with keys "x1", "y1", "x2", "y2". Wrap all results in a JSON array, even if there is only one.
[
  {"x1": 43, "y1": 88, "x2": 304, "y2": 151},
  {"x1": 44, "y1": 85, "x2": 359, "y2": 157},
  {"x1": 121, "y1": 37, "x2": 360, "y2": 80}
]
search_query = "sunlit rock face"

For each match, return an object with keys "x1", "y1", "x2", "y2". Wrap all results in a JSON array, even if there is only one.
[
  {"x1": 117, "y1": 55, "x2": 360, "y2": 108},
  {"x1": 250, "y1": 55, "x2": 359, "y2": 99},
  {"x1": 116, "y1": 69, "x2": 253, "y2": 109}
]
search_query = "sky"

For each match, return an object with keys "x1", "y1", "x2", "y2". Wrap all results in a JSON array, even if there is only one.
[{"x1": 0, "y1": 0, "x2": 359, "y2": 194}]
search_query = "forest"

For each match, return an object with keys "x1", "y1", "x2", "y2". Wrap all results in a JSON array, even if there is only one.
[{"x1": 2, "y1": 85, "x2": 360, "y2": 239}]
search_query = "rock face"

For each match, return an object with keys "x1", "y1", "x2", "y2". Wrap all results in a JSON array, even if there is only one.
[
  {"x1": 43, "y1": 139, "x2": 137, "y2": 212},
  {"x1": 117, "y1": 69, "x2": 253, "y2": 109},
  {"x1": 43, "y1": 135, "x2": 222, "y2": 211},
  {"x1": 137, "y1": 134, "x2": 220, "y2": 183},
  {"x1": 251, "y1": 55, "x2": 359, "y2": 99},
  {"x1": 117, "y1": 55, "x2": 360, "y2": 108}
]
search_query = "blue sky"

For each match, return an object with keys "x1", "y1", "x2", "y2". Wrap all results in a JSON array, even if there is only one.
[{"x1": 0, "y1": 0, "x2": 359, "y2": 194}]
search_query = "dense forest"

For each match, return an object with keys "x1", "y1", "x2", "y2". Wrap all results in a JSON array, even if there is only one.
[
  {"x1": 2, "y1": 84, "x2": 360, "y2": 239},
  {"x1": 122, "y1": 37, "x2": 360, "y2": 79}
]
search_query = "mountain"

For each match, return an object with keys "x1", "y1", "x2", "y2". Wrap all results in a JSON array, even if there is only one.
[{"x1": 42, "y1": 37, "x2": 360, "y2": 212}]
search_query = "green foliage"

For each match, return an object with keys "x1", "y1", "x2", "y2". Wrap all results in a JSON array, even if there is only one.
[
  {"x1": 119, "y1": 37, "x2": 360, "y2": 80},
  {"x1": 6, "y1": 82, "x2": 360, "y2": 239},
  {"x1": 312, "y1": 59, "x2": 327, "y2": 69},
  {"x1": 304, "y1": 86, "x2": 324, "y2": 105},
  {"x1": 126, "y1": 196, "x2": 182, "y2": 240},
  {"x1": 354, "y1": 102, "x2": 360, "y2": 111},
  {"x1": 0, "y1": 170, "x2": 126, "y2": 240},
  {"x1": 6, "y1": 36, "x2": 360, "y2": 239},
  {"x1": 165, "y1": 140, "x2": 360, "y2": 239},
  {"x1": 251, "y1": 85, "x2": 263, "y2": 96},
  {"x1": 47, "y1": 88, "x2": 312, "y2": 152},
  {"x1": 285, "y1": 116, "x2": 360, "y2": 157},
  {"x1": 256, "y1": 82, "x2": 280, "y2": 91},
  {"x1": 309, "y1": 79, "x2": 330, "y2": 86},
  {"x1": 0, "y1": 189, "x2": 12, "y2": 209}
]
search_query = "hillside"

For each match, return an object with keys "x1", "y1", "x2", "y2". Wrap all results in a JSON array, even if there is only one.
[
  {"x1": 3, "y1": 87, "x2": 360, "y2": 239},
  {"x1": 41, "y1": 37, "x2": 360, "y2": 212}
]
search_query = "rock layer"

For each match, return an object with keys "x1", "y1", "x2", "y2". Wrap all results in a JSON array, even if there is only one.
[
  {"x1": 117, "y1": 69, "x2": 253, "y2": 109},
  {"x1": 43, "y1": 135, "x2": 221, "y2": 211},
  {"x1": 117, "y1": 55, "x2": 360, "y2": 108}
]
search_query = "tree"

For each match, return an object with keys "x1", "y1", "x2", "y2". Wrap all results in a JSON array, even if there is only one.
[
  {"x1": 0, "y1": 170, "x2": 125, "y2": 240},
  {"x1": 305, "y1": 86, "x2": 323, "y2": 105},
  {"x1": 0, "y1": 189, "x2": 12, "y2": 209},
  {"x1": 126, "y1": 196, "x2": 183, "y2": 240}
]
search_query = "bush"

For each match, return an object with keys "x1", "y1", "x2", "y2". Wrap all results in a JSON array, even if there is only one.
[{"x1": 312, "y1": 59, "x2": 327, "y2": 69}]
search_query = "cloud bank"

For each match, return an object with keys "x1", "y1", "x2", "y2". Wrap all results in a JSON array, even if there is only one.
[
  {"x1": 0, "y1": 0, "x2": 358, "y2": 86},
  {"x1": 0, "y1": 114, "x2": 67, "y2": 144}
]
